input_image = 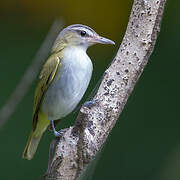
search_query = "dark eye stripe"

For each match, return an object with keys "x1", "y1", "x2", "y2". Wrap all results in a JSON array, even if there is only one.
[{"x1": 76, "y1": 30, "x2": 89, "y2": 37}]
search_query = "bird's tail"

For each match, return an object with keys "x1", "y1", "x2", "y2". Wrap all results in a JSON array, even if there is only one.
[{"x1": 22, "y1": 112, "x2": 49, "y2": 160}]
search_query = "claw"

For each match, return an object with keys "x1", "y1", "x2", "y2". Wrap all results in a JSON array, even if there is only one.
[
  {"x1": 83, "y1": 100, "x2": 97, "y2": 109},
  {"x1": 56, "y1": 128, "x2": 68, "y2": 137}
]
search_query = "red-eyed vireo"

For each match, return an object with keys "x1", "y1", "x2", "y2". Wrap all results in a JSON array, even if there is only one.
[{"x1": 22, "y1": 24, "x2": 115, "y2": 160}]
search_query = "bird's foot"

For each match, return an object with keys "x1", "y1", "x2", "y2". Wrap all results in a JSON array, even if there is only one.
[
  {"x1": 54, "y1": 128, "x2": 68, "y2": 138},
  {"x1": 50, "y1": 119, "x2": 67, "y2": 138},
  {"x1": 53, "y1": 130, "x2": 61, "y2": 137},
  {"x1": 83, "y1": 100, "x2": 97, "y2": 109}
]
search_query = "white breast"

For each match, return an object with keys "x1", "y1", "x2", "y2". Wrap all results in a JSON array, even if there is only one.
[{"x1": 41, "y1": 46, "x2": 93, "y2": 120}]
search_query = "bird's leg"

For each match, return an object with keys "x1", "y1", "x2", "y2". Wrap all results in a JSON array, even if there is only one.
[{"x1": 50, "y1": 119, "x2": 61, "y2": 137}]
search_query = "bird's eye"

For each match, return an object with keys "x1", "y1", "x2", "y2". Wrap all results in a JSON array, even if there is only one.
[{"x1": 80, "y1": 30, "x2": 86, "y2": 37}]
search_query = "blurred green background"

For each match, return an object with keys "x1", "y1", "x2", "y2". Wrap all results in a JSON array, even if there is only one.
[{"x1": 0, "y1": 0, "x2": 180, "y2": 179}]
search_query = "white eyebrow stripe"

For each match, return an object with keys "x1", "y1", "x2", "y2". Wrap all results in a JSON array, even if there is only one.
[{"x1": 72, "y1": 27, "x2": 94, "y2": 36}]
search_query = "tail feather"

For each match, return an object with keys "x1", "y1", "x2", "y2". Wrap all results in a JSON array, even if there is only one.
[
  {"x1": 22, "y1": 131, "x2": 42, "y2": 160},
  {"x1": 22, "y1": 111, "x2": 49, "y2": 160}
]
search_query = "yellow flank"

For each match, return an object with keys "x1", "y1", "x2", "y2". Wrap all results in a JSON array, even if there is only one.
[{"x1": 33, "y1": 111, "x2": 50, "y2": 137}]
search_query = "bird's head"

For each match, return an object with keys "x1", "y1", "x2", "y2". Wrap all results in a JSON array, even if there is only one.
[{"x1": 51, "y1": 24, "x2": 115, "y2": 53}]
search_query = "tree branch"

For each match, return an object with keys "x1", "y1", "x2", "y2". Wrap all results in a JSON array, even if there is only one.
[
  {"x1": 46, "y1": 0, "x2": 166, "y2": 179},
  {"x1": 0, "y1": 19, "x2": 64, "y2": 127}
]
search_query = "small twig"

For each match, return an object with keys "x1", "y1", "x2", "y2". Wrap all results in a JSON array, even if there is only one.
[
  {"x1": 0, "y1": 19, "x2": 64, "y2": 127},
  {"x1": 45, "y1": 138, "x2": 59, "y2": 177}
]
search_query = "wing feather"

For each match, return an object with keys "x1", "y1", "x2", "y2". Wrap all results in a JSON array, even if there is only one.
[{"x1": 32, "y1": 55, "x2": 61, "y2": 130}]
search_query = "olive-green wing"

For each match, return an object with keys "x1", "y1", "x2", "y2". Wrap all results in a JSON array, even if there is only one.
[{"x1": 32, "y1": 55, "x2": 60, "y2": 130}]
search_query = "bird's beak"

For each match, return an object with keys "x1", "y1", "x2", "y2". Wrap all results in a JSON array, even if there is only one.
[{"x1": 93, "y1": 35, "x2": 115, "y2": 45}]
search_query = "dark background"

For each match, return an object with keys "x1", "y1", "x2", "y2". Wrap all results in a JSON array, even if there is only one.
[{"x1": 0, "y1": 0, "x2": 180, "y2": 179}]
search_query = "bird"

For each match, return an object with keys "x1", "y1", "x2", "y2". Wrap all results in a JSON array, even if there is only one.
[{"x1": 22, "y1": 24, "x2": 115, "y2": 160}]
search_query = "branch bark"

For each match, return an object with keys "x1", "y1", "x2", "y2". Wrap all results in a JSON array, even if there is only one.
[{"x1": 46, "y1": 0, "x2": 166, "y2": 179}]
